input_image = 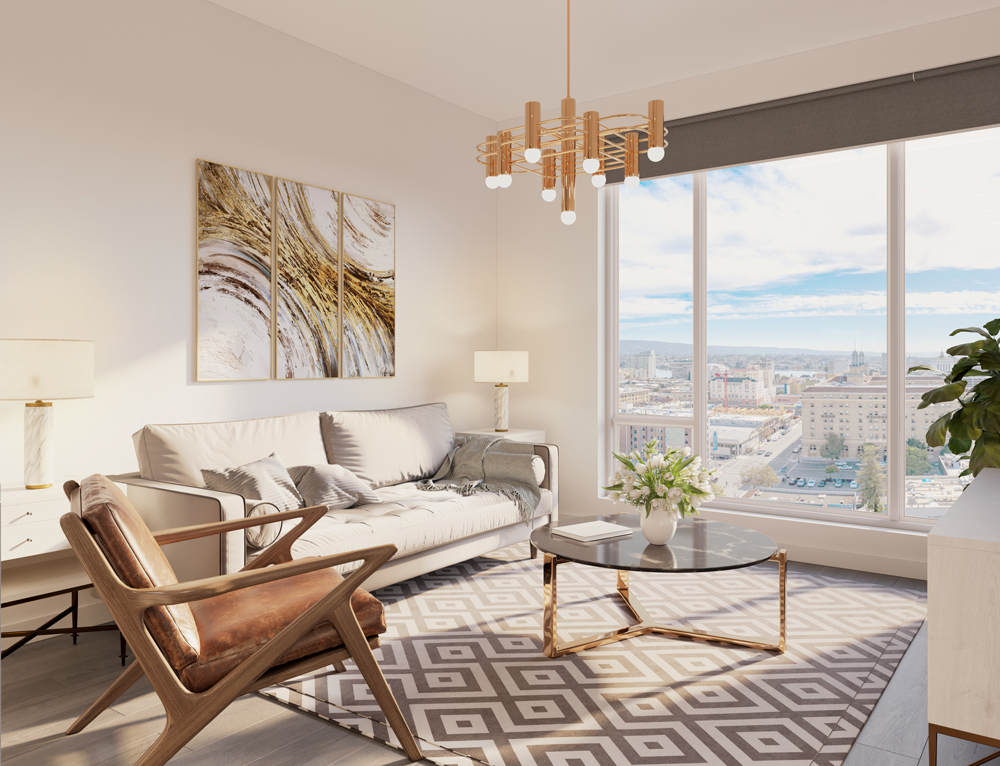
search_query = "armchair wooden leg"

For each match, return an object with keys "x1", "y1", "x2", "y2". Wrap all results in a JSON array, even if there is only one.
[
  {"x1": 332, "y1": 660, "x2": 347, "y2": 673},
  {"x1": 67, "y1": 660, "x2": 145, "y2": 735},
  {"x1": 333, "y1": 604, "x2": 422, "y2": 762},
  {"x1": 134, "y1": 703, "x2": 229, "y2": 766}
]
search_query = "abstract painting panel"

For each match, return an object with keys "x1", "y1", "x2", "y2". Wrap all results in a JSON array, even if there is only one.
[
  {"x1": 196, "y1": 160, "x2": 274, "y2": 381},
  {"x1": 274, "y1": 179, "x2": 340, "y2": 378},
  {"x1": 341, "y1": 194, "x2": 395, "y2": 377}
]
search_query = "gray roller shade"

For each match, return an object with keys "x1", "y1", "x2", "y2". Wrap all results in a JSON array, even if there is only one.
[{"x1": 606, "y1": 56, "x2": 1000, "y2": 184}]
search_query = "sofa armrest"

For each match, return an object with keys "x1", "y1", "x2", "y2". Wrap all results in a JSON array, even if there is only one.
[
  {"x1": 107, "y1": 473, "x2": 247, "y2": 577},
  {"x1": 532, "y1": 443, "x2": 558, "y2": 522}
]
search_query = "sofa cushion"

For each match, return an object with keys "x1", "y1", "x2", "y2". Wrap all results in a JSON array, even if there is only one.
[
  {"x1": 320, "y1": 403, "x2": 454, "y2": 488},
  {"x1": 201, "y1": 453, "x2": 304, "y2": 512},
  {"x1": 289, "y1": 464, "x2": 381, "y2": 509},
  {"x1": 133, "y1": 412, "x2": 326, "y2": 487},
  {"x1": 291, "y1": 483, "x2": 553, "y2": 565}
]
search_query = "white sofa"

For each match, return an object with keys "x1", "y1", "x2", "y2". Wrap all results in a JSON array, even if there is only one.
[{"x1": 113, "y1": 403, "x2": 558, "y2": 590}]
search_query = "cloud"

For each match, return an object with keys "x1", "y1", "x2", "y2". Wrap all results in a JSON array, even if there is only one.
[{"x1": 618, "y1": 128, "x2": 1000, "y2": 306}]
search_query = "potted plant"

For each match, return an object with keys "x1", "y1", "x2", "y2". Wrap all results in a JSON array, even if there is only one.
[
  {"x1": 602, "y1": 441, "x2": 715, "y2": 544},
  {"x1": 909, "y1": 318, "x2": 1000, "y2": 479}
]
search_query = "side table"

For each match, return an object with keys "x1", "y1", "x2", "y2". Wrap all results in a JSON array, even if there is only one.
[
  {"x1": 1, "y1": 481, "x2": 127, "y2": 664},
  {"x1": 456, "y1": 428, "x2": 546, "y2": 443}
]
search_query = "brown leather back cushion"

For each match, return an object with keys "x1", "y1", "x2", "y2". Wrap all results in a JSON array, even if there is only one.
[{"x1": 78, "y1": 475, "x2": 201, "y2": 669}]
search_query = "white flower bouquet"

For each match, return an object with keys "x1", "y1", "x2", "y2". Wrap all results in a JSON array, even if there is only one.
[{"x1": 603, "y1": 440, "x2": 715, "y2": 517}]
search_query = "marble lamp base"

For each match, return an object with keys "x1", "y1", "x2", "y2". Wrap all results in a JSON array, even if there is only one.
[
  {"x1": 493, "y1": 384, "x2": 509, "y2": 432},
  {"x1": 24, "y1": 401, "x2": 54, "y2": 489}
]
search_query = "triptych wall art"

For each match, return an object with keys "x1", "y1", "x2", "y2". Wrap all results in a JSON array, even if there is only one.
[{"x1": 196, "y1": 159, "x2": 395, "y2": 381}]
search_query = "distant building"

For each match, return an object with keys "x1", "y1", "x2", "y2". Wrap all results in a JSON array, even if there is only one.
[
  {"x1": 829, "y1": 359, "x2": 849, "y2": 375},
  {"x1": 709, "y1": 374, "x2": 769, "y2": 407},
  {"x1": 801, "y1": 376, "x2": 944, "y2": 458},
  {"x1": 618, "y1": 386, "x2": 651, "y2": 410},
  {"x1": 619, "y1": 424, "x2": 690, "y2": 454}
]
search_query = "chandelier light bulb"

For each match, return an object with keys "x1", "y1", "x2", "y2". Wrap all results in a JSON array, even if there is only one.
[
  {"x1": 591, "y1": 173, "x2": 606, "y2": 188},
  {"x1": 582, "y1": 157, "x2": 600, "y2": 174},
  {"x1": 624, "y1": 175, "x2": 641, "y2": 190},
  {"x1": 497, "y1": 174, "x2": 513, "y2": 188},
  {"x1": 524, "y1": 147, "x2": 542, "y2": 164},
  {"x1": 485, "y1": 176, "x2": 499, "y2": 189},
  {"x1": 560, "y1": 210, "x2": 577, "y2": 225},
  {"x1": 541, "y1": 188, "x2": 557, "y2": 202},
  {"x1": 647, "y1": 146, "x2": 665, "y2": 162}
]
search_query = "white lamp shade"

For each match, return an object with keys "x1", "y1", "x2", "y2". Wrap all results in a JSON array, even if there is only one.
[
  {"x1": 474, "y1": 351, "x2": 528, "y2": 383},
  {"x1": 0, "y1": 339, "x2": 95, "y2": 400}
]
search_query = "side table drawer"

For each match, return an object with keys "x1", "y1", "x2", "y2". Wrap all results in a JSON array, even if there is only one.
[
  {"x1": 1, "y1": 517, "x2": 70, "y2": 560},
  {"x1": 1, "y1": 497, "x2": 67, "y2": 526}
]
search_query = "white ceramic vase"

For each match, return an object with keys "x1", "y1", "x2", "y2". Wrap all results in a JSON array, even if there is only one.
[{"x1": 640, "y1": 507, "x2": 680, "y2": 545}]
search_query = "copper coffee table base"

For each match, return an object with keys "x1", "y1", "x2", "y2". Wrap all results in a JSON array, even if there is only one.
[{"x1": 542, "y1": 550, "x2": 787, "y2": 658}]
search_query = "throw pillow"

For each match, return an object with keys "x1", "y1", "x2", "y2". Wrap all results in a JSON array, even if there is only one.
[
  {"x1": 288, "y1": 464, "x2": 382, "y2": 509},
  {"x1": 201, "y1": 452, "x2": 304, "y2": 512},
  {"x1": 245, "y1": 501, "x2": 283, "y2": 549}
]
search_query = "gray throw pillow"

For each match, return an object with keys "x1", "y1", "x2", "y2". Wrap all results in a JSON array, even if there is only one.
[
  {"x1": 245, "y1": 501, "x2": 283, "y2": 550},
  {"x1": 201, "y1": 452, "x2": 304, "y2": 512},
  {"x1": 288, "y1": 464, "x2": 382, "y2": 509}
]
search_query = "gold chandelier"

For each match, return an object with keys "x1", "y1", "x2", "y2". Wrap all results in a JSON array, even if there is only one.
[{"x1": 477, "y1": 0, "x2": 667, "y2": 225}]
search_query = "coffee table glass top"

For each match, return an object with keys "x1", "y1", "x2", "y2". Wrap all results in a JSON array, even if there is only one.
[{"x1": 531, "y1": 514, "x2": 778, "y2": 573}]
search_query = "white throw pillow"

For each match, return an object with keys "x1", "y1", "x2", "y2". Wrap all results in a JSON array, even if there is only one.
[
  {"x1": 245, "y1": 501, "x2": 283, "y2": 550},
  {"x1": 201, "y1": 453, "x2": 304, "y2": 512},
  {"x1": 288, "y1": 464, "x2": 381, "y2": 509},
  {"x1": 321, "y1": 403, "x2": 454, "y2": 488},
  {"x1": 531, "y1": 454, "x2": 546, "y2": 486}
]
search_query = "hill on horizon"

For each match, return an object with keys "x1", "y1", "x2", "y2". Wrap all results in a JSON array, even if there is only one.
[{"x1": 618, "y1": 339, "x2": 874, "y2": 357}]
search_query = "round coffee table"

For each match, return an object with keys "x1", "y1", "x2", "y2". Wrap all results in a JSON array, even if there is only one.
[{"x1": 530, "y1": 514, "x2": 786, "y2": 658}]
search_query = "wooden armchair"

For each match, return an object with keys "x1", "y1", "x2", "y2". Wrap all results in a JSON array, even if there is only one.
[{"x1": 60, "y1": 474, "x2": 422, "y2": 766}]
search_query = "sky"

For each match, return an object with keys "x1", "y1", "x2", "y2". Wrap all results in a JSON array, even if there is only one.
[{"x1": 618, "y1": 126, "x2": 1000, "y2": 354}]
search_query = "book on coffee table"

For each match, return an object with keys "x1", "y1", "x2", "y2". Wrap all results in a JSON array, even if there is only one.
[{"x1": 551, "y1": 520, "x2": 633, "y2": 542}]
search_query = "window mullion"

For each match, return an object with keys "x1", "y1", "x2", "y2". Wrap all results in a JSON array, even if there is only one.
[
  {"x1": 887, "y1": 142, "x2": 906, "y2": 521},
  {"x1": 693, "y1": 172, "x2": 708, "y2": 459}
]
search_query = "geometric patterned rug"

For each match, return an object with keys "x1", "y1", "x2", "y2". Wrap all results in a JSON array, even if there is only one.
[{"x1": 262, "y1": 542, "x2": 925, "y2": 766}]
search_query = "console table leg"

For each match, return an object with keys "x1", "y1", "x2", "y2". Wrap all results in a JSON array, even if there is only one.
[
  {"x1": 71, "y1": 589, "x2": 79, "y2": 645},
  {"x1": 929, "y1": 724, "x2": 937, "y2": 766}
]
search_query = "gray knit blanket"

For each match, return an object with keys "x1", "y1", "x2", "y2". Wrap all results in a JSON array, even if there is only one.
[{"x1": 417, "y1": 435, "x2": 541, "y2": 526}]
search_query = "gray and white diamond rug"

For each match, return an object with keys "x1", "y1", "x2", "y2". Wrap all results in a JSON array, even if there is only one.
[{"x1": 262, "y1": 542, "x2": 925, "y2": 766}]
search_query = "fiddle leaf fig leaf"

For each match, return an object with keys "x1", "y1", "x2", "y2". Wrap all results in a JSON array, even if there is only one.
[
  {"x1": 948, "y1": 408, "x2": 982, "y2": 440},
  {"x1": 949, "y1": 357, "x2": 982, "y2": 381},
  {"x1": 919, "y1": 381, "x2": 967, "y2": 407},
  {"x1": 969, "y1": 433, "x2": 1000, "y2": 477},
  {"x1": 946, "y1": 340, "x2": 987, "y2": 357},
  {"x1": 907, "y1": 365, "x2": 940, "y2": 375},
  {"x1": 948, "y1": 437, "x2": 972, "y2": 455},
  {"x1": 983, "y1": 318, "x2": 1000, "y2": 337},
  {"x1": 925, "y1": 411, "x2": 952, "y2": 447},
  {"x1": 978, "y1": 351, "x2": 1000, "y2": 371},
  {"x1": 974, "y1": 377, "x2": 1000, "y2": 401},
  {"x1": 949, "y1": 326, "x2": 992, "y2": 339}
]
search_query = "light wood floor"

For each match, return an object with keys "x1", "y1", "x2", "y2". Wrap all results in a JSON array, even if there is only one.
[{"x1": 1, "y1": 564, "x2": 996, "y2": 766}]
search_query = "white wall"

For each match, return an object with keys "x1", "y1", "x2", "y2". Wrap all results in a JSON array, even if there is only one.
[
  {"x1": 0, "y1": 0, "x2": 499, "y2": 484},
  {"x1": 495, "y1": 9, "x2": 1000, "y2": 576},
  {"x1": 0, "y1": 0, "x2": 499, "y2": 642}
]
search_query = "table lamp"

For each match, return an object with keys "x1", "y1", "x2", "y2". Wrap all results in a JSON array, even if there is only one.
[
  {"x1": 0, "y1": 339, "x2": 95, "y2": 489},
  {"x1": 474, "y1": 351, "x2": 528, "y2": 432}
]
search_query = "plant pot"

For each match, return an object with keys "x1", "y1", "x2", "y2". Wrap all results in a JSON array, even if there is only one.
[{"x1": 640, "y1": 508, "x2": 680, "y2": 545}]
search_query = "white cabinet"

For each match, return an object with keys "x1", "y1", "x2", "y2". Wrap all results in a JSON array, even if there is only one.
[
  {"x1": 1, "y1": 483, "x2": 72, "y2": 561},
  {"x1": 927, "y1": 467, "x2": 1000, "y2": 759}
]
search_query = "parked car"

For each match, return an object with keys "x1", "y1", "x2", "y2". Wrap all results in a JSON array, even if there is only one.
[
  {"x1": 793, "y1": 446, "x2": 801, "y2": 453},
  {"x1": 834, "y1": 479, "x2": 844, "y2": 488},
  {"x1": 818, "y1": 479, "x2": 827, "y2": 487},
  {"x1": 765, "y1": 451, "x2": 772, "y2": 457},
  {"x1": 807, "y1": 479, "x2": 816, "y2": 487},
  {"x1": 850, "y1": 480, "x2": 858, "y2": 489},
  {"x1": 796, "y1": 478, "x2": 806, "y2": 487}
]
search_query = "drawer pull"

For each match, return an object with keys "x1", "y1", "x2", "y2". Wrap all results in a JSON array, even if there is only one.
[
  {"x1": 11, "y1": 539, "x2": 33, "y2": 549},
  {"x1": 9, "y1": 512, "x2": 33, "y2": 523}
]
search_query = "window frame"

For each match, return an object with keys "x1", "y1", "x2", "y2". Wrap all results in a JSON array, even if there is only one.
[{"x1": 602, "y1": 133, "x2": 996, "y2": 533}]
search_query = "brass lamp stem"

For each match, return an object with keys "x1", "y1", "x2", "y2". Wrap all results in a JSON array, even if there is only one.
[{"x1": 566, "y1": 0, "x2": 571, "y2": 99}]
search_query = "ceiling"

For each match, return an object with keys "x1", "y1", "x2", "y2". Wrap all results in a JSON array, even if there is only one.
[{"x1": 208, "y1": 0, "x2": 1000, "y2": 121}]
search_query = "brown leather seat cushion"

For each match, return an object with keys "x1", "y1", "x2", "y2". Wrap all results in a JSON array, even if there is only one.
[{"x1": 180, "y1": 567, "x2": 387, "y2": 693}]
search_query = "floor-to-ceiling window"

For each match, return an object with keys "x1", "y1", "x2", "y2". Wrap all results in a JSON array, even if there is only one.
[{"x1": 608, "y1": 125, "x2": 1000, "y2": 527}]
